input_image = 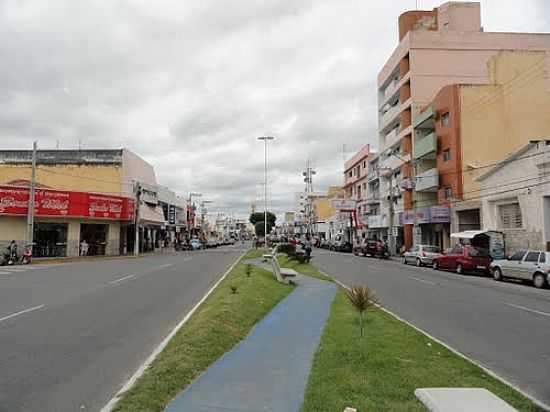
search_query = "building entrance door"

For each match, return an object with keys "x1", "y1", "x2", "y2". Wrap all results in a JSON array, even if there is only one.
[
  {"x1": 80, "y1": 224, "x2": 108, "y2": 256},
  {"x1": 33, "y1": 223, "x2": 68, "y2": 257}
]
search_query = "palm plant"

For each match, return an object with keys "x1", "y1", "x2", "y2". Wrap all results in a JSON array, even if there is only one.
[{"x1": 344, "y1": 285, "x2": 379, "y2": 337}]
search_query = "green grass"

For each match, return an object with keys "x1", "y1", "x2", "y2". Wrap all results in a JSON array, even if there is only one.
[
  {"x1": 277, "y1": 254, "x2": 332, "y2": 282},
  {"x1": 113, "y1": 254, "x2": 294, "y2": 412},
  {"x1": 242, "y1": 248, "x2": 268, "y2": 259},
  {"x1": 301, "y1": 289, "x2": 545, "y2": 412}
]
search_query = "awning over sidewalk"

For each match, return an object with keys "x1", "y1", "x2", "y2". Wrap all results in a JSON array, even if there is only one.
[
  {"x1": 140, "y1": 203, "x2": 166, "y2": 225},
  {"x1": 450, "y1": 230, "x2": 503, "y2": 239}
]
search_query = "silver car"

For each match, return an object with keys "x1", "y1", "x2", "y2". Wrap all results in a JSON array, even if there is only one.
[
  {"x1": 402, "y1": 244, "x2": 441, "y2": 267},
  {"x1": 490, "y1": 250, "x2": 550, "y2": 289}
]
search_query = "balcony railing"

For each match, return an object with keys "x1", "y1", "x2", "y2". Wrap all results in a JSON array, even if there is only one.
[
  {"x1": 414, "y1": 105, "x2": 435, "y2": 129},
  {"x1": 379, "y1": 153, "x2": 411, "y2": 175},
  {"x1": 415, "y1": 168, "x2": 439, "y2": 192},
  {"x1": 413, "y1": 132, "x2": 437, "y2": 160},
  {"x1": 383, "y1": 79, "x2": 399, "y2": 100},
  {"x1": 380, "y1": 104, "x2": 400, "y2": 130},
  {"x1": 365, "y1": 192, "x2": 381, "y2": 204},
  {"x1": 383, "y1": 127, "x2": 400, "y2": 150}
]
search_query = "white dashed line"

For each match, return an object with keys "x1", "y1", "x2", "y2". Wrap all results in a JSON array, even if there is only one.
[
  {"x1": 158, "y1": 263, "x2": 174, "y2": 269},
  {"x1": 409, "y1": 276, "x2": 436, "y2": 286},
  {"x1": 109, "y1": 274, "x2": 136, "y2": 285},
  {"x1": 504, "y1": 302, "x2": 550, "y2": 318},
  {"x1": 0, "y1": 305, "x2": 46, "y2": 324}
]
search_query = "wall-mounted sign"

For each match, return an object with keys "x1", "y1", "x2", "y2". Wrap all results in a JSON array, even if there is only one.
[
  {"x1": 331, "y1": 199, "x2": 357, "y2": 211},
  {"x1": 401, "y1": 206, "x2": 450, "y2": 225},
  {"x1": 168, "y1": 204, "x2": 176, "y2": 224},
  {"x1": 0, "y1": 185, "x2": 134, "y2": 221}
]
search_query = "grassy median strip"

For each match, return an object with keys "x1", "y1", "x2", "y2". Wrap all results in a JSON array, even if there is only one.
[
  {"x1": 113, "y1": 251, "x2": 294, "y2": 412},
  {"x1": 301, "y1": 289, "x2": 545, "y2": 412},
  {"x1": 277, "y1": 254, "x2": 333, "y2": 282}
]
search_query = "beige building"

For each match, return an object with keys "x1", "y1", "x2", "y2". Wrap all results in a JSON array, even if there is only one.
[{"x1": 0, "y1": 149, "x2": 161, "y2": 257}]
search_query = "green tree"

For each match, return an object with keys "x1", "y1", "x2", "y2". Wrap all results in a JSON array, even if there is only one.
[
  {"x1": 254, "y1": 221, "x2": 274, "y2": 237},
  {"x1": 249, "y1": 211, "x2": 276, "y2": 226}
]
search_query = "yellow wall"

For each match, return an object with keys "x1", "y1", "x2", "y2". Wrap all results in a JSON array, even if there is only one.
[
  {"x1": 460, "y1": 51, "x2": 550, "y2": 198},
  {"x1": 0, "y1": 164, "x2": 123, "y2": 195},
  {"x1": 0, "y1": 216, "x2": 26, "y2": 245}
]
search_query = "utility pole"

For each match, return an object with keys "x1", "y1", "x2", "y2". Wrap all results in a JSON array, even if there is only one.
[
  {"x1": 388, "y1": 172, "x2": 395, "y2": 256},
  {"x1": 258, "y1": 136, "x2": 274, "y2": 241},
  {"x1": 302, "y1": 160, "x2": 316, "y2": 236},
  {"x1": 26, "y1": 141, "x2": 38, "y2": 247},
  {"x1": 133, "y1": 182, "x2": 141, "y2": 256}
]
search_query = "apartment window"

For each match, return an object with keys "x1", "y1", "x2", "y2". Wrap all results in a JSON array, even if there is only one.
[
  {"x1": 444, "y1": 187, "x2": 452, "y2": 200},
  {"x1": 363, "y1": 161, "x2": 366, "y2": 168},
  {"x1": 443, "y1": 149, "x2": 451, "y2": 162},
  {"x1": 348, "y1": 171, "x2": 352, "y2": 178},
  {"x1": 499, "y1": 202, "x2": 522, "y2": 229},
  {"x1": 441, "y1": 112, "x2": 450, "y2": 127}
]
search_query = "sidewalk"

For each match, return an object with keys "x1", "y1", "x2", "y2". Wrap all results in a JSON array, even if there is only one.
[{"x1": 164, "y1": 272, "x2": 337, "y2": 412}]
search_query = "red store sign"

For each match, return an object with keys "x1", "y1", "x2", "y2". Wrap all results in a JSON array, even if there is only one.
[{"x1": 0, "y1": 185, "x2": 135, "y2": 221}]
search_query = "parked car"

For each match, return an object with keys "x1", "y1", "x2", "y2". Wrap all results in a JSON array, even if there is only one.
[
  {"x1": 190, "y1": 238, "x2": 202, "y2": 250},
  {"x1": 403, "y1": 244, "x2": 441, "y2": 267},
  {"x1": 329, "y1": 238, "x2": 352, "y2": 253},
  {"x1": 320, "y1": 239, "x2": 330, "y2": 249},
  {"x1": 432, "y1": 244, "x2": 491, "y2": 275},
  {"x1": 490, "y1": 250, "x2": 550, "y2": 289}
]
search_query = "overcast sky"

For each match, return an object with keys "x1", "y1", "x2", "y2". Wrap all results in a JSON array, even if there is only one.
[{"x1": 0, "y1": 0, "x2": 548, "y2": 219}]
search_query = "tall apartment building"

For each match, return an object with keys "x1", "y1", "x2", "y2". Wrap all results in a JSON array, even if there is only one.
[{"x1": 376, "y1": 1, "x2": 550, "y2": 250}]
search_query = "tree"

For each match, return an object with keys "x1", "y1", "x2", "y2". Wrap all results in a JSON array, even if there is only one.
[
  {"x1": 249, "y1": 211, "x2": 276, "y2": 226},
  {"x1": 344, "y1": 285, "x2": 379, "y2": 337},
  {"x1": 254, "y1": 221, "x2": 274, "y2": 237}
]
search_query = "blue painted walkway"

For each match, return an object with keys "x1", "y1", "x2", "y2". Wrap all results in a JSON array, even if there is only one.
[{"x1": 165, "y1": 274, "x2": 336, "y2": 412}]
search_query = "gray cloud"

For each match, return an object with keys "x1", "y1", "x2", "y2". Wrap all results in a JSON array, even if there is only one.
[{"x1": 0, "y1": 0, "x2": 548, "y2": 219}]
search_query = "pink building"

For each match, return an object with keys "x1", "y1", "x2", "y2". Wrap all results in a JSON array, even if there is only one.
[
  {"x1": 376, "y1": 1, "x2": 550, "y2": 249},
  {"x1": 343, "y1": 144, "x2": 371, "y2": 233}
]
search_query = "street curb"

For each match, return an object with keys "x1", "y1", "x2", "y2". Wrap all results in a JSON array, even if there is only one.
[
  {"x1": 319, "y1": 270, "x2": 550, "y2": 412},
  {"x1": 100, "y1": 250, "x2": 247, "y2": 412}
]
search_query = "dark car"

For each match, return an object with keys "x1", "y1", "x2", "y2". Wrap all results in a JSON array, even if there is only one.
[{"x1": 432, "y1": 244, "x2": 491, "y2": 275}]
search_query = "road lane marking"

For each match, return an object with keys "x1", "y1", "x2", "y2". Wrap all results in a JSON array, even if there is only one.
[
  {"x1": 101, "y1": 249, "x2": 247, "y2": 412},
  {"x1": 183, "y1": 257, "x2": 192, "y2": 262},
  {"x1": 0, "y1": 271, "x2": 12, "y2": 275},
  {"x1": 158, "y1": 263, "x2": 174, "y2": 269},
  {"x1": 109, "y1": 274, "x2": 136, "y2": 285},
  {"x1": 504, "y1": 302, "x2": 550, "y2": 318},
  {"x1": 2, "y1": 268, "x2": 27, "y2": 272},
  {"x1": 0, "y1": 305, "x2": 45, "y2": 323},
  {"x1": 409, "y1": 276, "x2": 436, "y2": 285}
]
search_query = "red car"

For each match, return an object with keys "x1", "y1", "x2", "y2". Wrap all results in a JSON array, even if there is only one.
[{"x1": 432, "y1": 244, "x2": 491, "y2": 275}]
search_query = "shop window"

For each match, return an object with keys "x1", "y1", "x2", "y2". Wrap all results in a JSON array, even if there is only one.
[
  {"x1": 33, "y1": 223, "x2": 68, "y2": 257},
  {"x1": 443, "y1": 149, "x2": 451, "y2": 162},
  {"x1": 499, "y1": 203, "x2": 522, "y2": 229},
  {"x1": 441, "y1": 112, "x2": 450, "y2": 127},
  {"x1": 80, "y1": 224, "x2": 109, "y2": 256}
]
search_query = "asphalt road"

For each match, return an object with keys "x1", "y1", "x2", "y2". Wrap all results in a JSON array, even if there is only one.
[
  {"x1": 0, "y1": 245, "x2": 244, "y2": 412},
  {"x1": 313, "y1": 249, "x2": 550, "y2": 409}
]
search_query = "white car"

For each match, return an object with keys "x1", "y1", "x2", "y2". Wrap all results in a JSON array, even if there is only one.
[
  {"x1": 490, "y1": 250, "x2": 550, "y2": 289},
  {"x1": 402, "y1": 245, "x2": 441, "y2": 267}
]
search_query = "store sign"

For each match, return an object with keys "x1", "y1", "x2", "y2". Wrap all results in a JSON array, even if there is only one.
[
  {"x1": 401, "y1": 206, "x2": 450, "y2": 225},
  {"x1": 367, "y1": 215, "x2": 387, "y2": 228},
  {"x1": 331, "y1": 199, "x2": 356, "y2": 211},
  {"x1": 0, "y1": 185, "x2": 134, "y2": 221},
  {"x1": 168, "y1": 204, "x2": 176, "y2": 224}
]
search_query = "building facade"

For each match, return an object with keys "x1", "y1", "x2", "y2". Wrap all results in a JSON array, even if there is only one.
[
  {"x1": 343, "y1": 144, "x2": 371, "y2": 240},
  {"x1": 376, "y1": 1, "x2": 550, "y2": 249}
]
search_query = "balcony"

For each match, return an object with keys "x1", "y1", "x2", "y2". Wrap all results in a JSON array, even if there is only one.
[
  {"x1": 365, "y1": 192, "x2": 381, "y2": 204},
  {"x1": 383, "y1": 79, "x2": 399, "y2": 100},
  {"x1": 380, "y1": 104, "x2": 400, "y2": 130},
  {"x1": 414, "y1": 105, "x2": 435, "y2": 129},
  {"x1": 379, "y1": 153, "x2": 411, "y2": 175},
  {"x1": 415, "y1": 168, "x2": 439, "y2": 192},
  {"x1": 383, "y1": 127, "x2": 400, "y2": 149},
  {"x1": 367, "y1": 170, "x2": 379, "y2": 182},
  {"x1": 413, "y1": 132, "x2": 437, "y2": 160}
]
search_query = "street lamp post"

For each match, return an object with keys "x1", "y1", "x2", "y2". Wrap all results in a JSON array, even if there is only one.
[{"x1": 257, "y1": 136, "x2": 274, "y2": 243}]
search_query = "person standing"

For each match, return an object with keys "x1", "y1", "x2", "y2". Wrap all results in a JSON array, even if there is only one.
[
  {"x1": 304, "y1": 235, "x2": 312, "y2": 260},
  {"x1": 80, "y1": 239, "x2": 89, "y2": 256}
]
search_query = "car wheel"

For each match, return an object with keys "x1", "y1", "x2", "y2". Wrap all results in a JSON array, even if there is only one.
[
  {"x1": 456, "y1": 264, "x2": 464, "y2": 275},
  {"x1": 432, "y1": 260, "x2": 439, "y2": 270},
  {"x1": 533, "y1": 273, "x2": 547, "y2": 289},
  {"x1": 493, "y1": 267, "x2": 503, "y2": 281},
  {"x1": 416, "y1": 258, "x2": 422, "y2": 267}
]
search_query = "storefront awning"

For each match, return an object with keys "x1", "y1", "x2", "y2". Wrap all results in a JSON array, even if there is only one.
[
  {"x1": 450, "y1": 230, "x2": 503, "y2": 239},
  {"x1": 140, "y1": 204, "x2": 166, "y2": 225}
]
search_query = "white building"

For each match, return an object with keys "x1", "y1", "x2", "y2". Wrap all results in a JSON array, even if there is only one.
[{"x1": 477, "y1": 140, "x2": 550, "y2": 254}]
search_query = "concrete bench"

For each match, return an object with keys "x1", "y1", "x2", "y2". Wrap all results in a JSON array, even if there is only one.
[
  {"x1": 415, "y1": 388, "x2": 518, "y2": 412},
  {"x1": 263, "y1": 245, "x2": 298, "y2": 284}
]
